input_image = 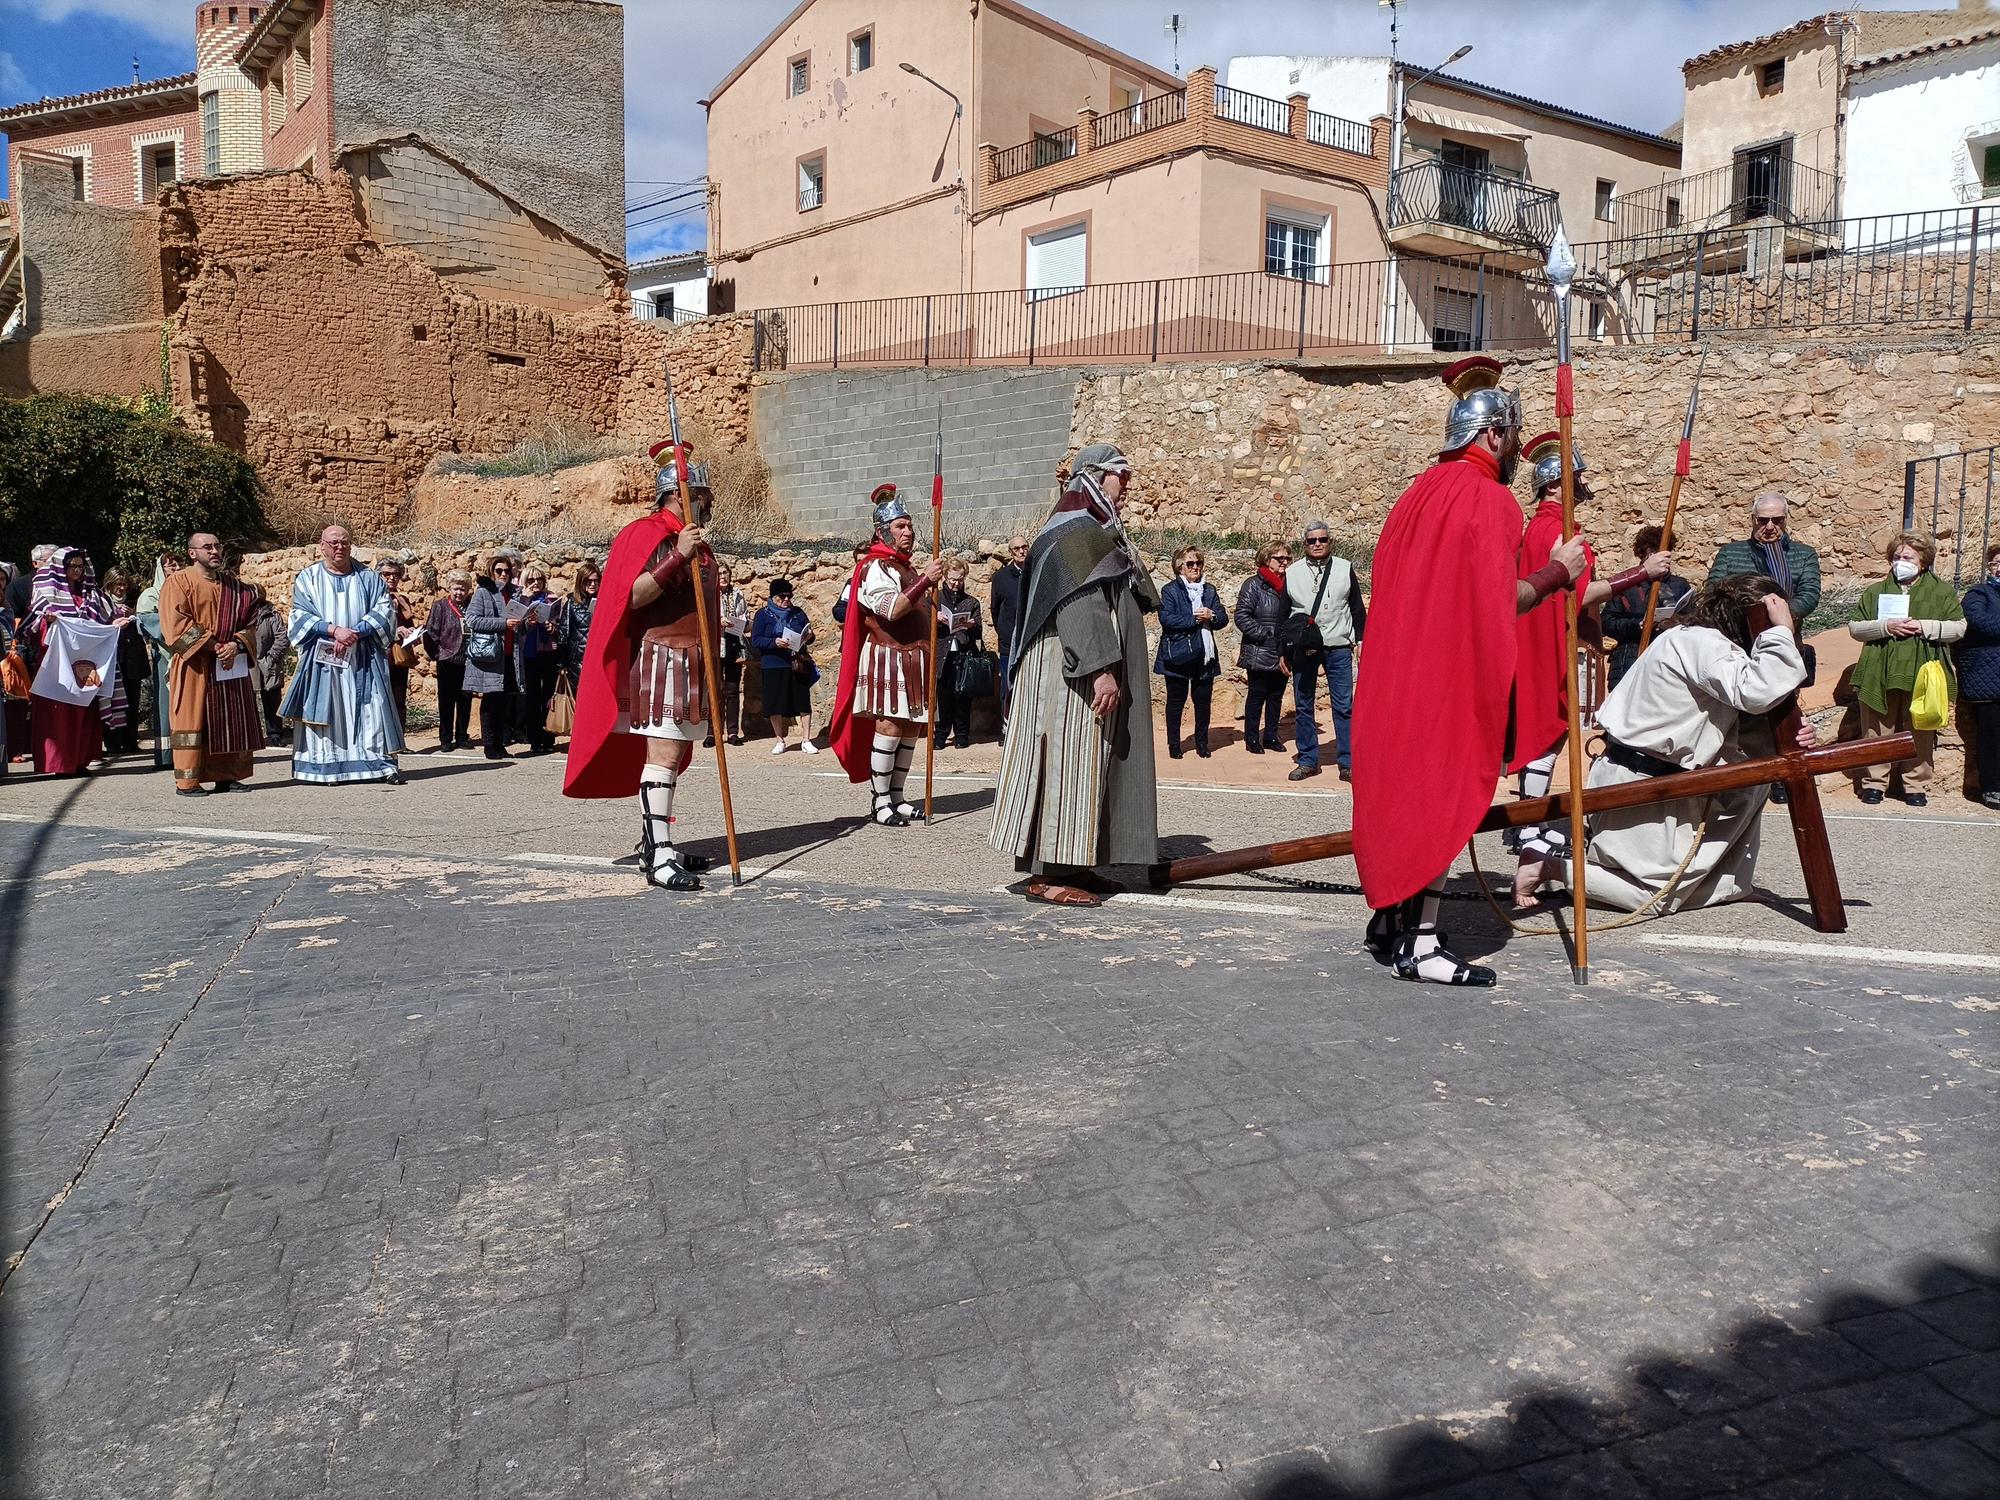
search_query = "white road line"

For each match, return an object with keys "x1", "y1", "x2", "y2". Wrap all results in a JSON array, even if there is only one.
[
  {"x1": 1643, "y1": 934, "x2": 2000, "y2": 973},
  {"x1": 1107, "y1": 891, "x2": 1305, "y2": 917},
  {"x1": 1822, "y1": 813, "x2": 1998, "y2": 829},
  {"x1": 503, "y1": 851, "x2": 619, "y2": 869},
  {"x1": 155, "y1": 826, "x2": 328, "y2": 845}
]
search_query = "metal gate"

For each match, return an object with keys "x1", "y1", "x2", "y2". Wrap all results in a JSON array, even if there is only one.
[{"x1": 1903, "y1": 444, "x2": 1997, "y2": 589}]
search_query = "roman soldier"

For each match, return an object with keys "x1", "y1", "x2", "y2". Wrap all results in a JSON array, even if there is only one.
[
  {"x1": 829, "y1": 484, "x2": 942, "y2": 825},
  {"x1": 562, "y1": 439, "x2": 722, "y2": 890},
  {"x1": 1350, "y1": 357, "x2": 1589, "y2": 986},
  {"x1": 1507, "y1": 431, "x2": 1667, "y2": 910}
]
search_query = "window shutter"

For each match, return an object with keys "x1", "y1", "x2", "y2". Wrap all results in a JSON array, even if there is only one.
[{"x1": 1027, "y1": 223, "x2": 1086, "y2": 298}]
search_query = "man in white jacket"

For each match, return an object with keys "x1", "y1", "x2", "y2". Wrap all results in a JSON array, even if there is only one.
[{"x1": 1283, "y1": 519, "x2": 1366, "y2": 782}]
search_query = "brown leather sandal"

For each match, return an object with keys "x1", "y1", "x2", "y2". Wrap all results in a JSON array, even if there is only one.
[{"x1": 1026, "y1": 882, "x2": 1103, "y2": 907}]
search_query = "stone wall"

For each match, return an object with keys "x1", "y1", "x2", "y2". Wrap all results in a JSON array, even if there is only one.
[
  {"x1": 157, "y1": 170, "x2": 755, "y2": 535},
  {"x1": 753, "y1": 367, "x2": 1078, "y2": 540},
  {"x1": 1074, "y1": 333, "x2": 2000, "y2": 589}
]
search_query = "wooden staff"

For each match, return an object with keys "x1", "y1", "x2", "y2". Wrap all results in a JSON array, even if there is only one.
[
  {"x1": 1150, "y1": 732, "x2": 1915, "y2": 937},
  {"x1": 1546, "y1": 228, "x2": 1590, "y2": 984},
  {"x1": 1639, "y1": 348, "x2": 1706, "y2": 652},
  {"x1": 924, "y1": 403, "x2": 943, "y2": 823},
  {"x1": 666, "y1": 372, "x2": 742, "y2": 886}
]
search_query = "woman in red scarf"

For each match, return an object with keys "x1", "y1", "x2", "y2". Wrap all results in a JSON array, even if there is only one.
[{"x1": 1233, "y1": 540, "x2": 1293, "y2": 755}]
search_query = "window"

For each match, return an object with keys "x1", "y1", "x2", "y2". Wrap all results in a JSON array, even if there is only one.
[
  {"x1": 1983, "y1": 143, "x2": 2000, "y2": 200},
  {"x1": 294, "y1": 28, "x2": 312, "y2": 101},
  {"x1": 144, "y1": 143, "x2": 178, "y2": 198},
  {"x1": 1025, "y1": 221, "x2": 1086, "y2": 300},
  {"x1": 1264, "y1": 209, "x2": 1326, "y2": 282},
  {"x1": 1733, "y1": 139, "x2": 1792, "y2": 221},
  {"x1": 798, "y1": 153, "x2": 825, "y2": 211},
  {"x1": 1431, "y1": 286, "x2": 1481, "y2": 353},
  {"x1": 70, "y1": 156, "x2": 86, "y2": 200},
  {"x1": 201, "y1": 91, "x2": 220, "y2": 174},
  {"x1": 1665, "y1": 195, "x2": 1682, "y2": 228},
  {"x1": 1437, "y1": 139, "x2": 1490, "y2": 230},
  {"x1": 788, "y1": 53, "x2": 810, "y2": 97},
  {"x1": 1588, "y1": 301, "x2": 1608, "y2": 341},
  {"x1": 1595, "y1": 179, "x2": 1616, "y2": 222},
  {"x1": 228, "y1": 5, "x2": 237, "y2": 20},
  {"x1": 1760, "y1": 58, "x2": 1785, "y2": 93},
  {"x1": 848, "y1": 29, "x2": 872, "y2": 73}
]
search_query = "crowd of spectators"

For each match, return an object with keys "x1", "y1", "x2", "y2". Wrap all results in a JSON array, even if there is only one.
[{"x1": 4, "y1": 506, "x2": 1997, "y2": 815}]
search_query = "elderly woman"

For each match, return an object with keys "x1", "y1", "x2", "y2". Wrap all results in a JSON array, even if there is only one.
[
  {"x1": 376, "y1": 557, "x2": 418, "y2": 735},
  {"x1": 515, "y1": 561, "x2": 564, "y2": 754},
  {"x1": 1956, "y1": 543, "x2": 2000, "y2": 811},
  {"x1": 1849, "y1": 531, "x2": 1966, "y2": 807},
  {"x1": 933, "y1": 556, "x2": 985, "y2": 750},
  {"x1": 1155, "y1": 544, "x2": 1228, "y2": 759},
  {"x1": 1234, "y1": 541, "x2": 1292, "y2": 755},
  {"x1": 424, "y1": 568, "x2": 476, "y2": 751},
  {"x1": 465, "y1": 550, "x2": 523, "y2": 758}
]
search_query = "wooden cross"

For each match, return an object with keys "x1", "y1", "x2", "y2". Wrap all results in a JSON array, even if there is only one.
[{"x1": 1150, "y1": 731, "x2": 1917, "y2": 936}]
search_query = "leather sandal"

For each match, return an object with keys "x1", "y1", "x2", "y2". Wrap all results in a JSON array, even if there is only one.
[
  {"x1": 1393, "y1": 927, "x2": 1496, "y2": 987},
  {"x1": 1026, "y1": 882, "x2": 1103, "y2": 907}
]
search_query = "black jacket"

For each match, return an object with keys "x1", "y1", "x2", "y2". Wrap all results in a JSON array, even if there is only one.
[
  {"x1": 1601, "y1": 575, "x2": 1691, "y2": 688},
  {"x1": 1234, "y1": 573, "x2": 1289, "y2": 674},
  {"x1": 990, "y1": 562, "x2": 1025, "y2": 659}
]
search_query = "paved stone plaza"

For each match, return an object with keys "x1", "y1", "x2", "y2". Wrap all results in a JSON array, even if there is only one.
[{"x1": 1, "y1": 752, "x2": 1996, "y2": 1498}]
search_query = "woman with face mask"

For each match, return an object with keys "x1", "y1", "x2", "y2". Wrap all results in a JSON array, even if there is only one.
[{"x1": 1848, "y1": 531, "x2": 1965, "y2": 807}]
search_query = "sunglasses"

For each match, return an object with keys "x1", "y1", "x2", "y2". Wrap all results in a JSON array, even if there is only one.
[
  {"x1": 1182, "y1": 559, "x2": 1204, "y2": 568},
  {"x1": 1753, "y1": 516, "x2": 1785, "y2": 528},
  {"x1": 1270, "y1": 555, "x2": 1292, "y2": 564},
  {"x1": 1305, "y1": 536, "x2": 1331, "y2": 546}
]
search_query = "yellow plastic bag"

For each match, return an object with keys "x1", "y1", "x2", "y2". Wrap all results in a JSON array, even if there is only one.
[{"x1": 1910, "y1": 659, "x2": 1949, "y2": 731}]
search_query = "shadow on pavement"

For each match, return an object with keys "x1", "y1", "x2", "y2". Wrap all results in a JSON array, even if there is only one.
[{"x1": 1229, "y1": 1240, "x2": 1999, "y2": 1499}]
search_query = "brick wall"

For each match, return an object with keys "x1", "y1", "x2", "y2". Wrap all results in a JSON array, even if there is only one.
[
  {"x1": 260, "y1": 0, "x2": 332, "y2": 171},
  {"x1": 157, "y1": 169, "x2": 753, "y2": 534},
  {"x1": 14, "y1": 153, "x2": 165, "y2": 331},
  {"x1": 753, "y1": 367, "x2": 1080, "y2": 539},
  {"x1": 6, "y1": 103, "x2": 201, "y2": 209},
  {"x1": 346, "y1": 140, "x2": 612, "y2": 313}
]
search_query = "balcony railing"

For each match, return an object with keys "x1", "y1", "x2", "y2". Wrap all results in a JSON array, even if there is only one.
[
  {"x1": 1618, "y1": 157, "x2": 1839, "y2": 239},
  {"x1": 1095, "y1": 89, "x2": 1187, "y2": 147},
  {"x1": 994, "y1": 125, "x2": 1078, "y2": 181},
  {"x1": 1389, "y1": 157, "x2": 1561, "y2": 253},
  {"x1": 1308, "y1": 108, "x2": 1375, "y2": 157},
  {"x1": 1214, "y1": 83, "x2": 1290, "y2": 135}
]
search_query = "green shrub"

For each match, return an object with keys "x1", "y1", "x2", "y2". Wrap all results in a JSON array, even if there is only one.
[{"x1": 0, "y1": 393, "x2": 266, "y2": 578}]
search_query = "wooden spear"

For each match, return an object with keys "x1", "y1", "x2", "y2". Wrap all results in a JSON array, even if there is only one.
[
  {"x1": 1638, "y1": 347, "x2": 1706, "y2": 652},
  {"x1": 1545, "y1": 227, "x2": 1590, "y2": 985},
  {"x1": 924, "y1": 403, "x2": 943, "y2": 822},
  {"x1": 666, "y1": 370, "x2": 742, "y2": 885}
]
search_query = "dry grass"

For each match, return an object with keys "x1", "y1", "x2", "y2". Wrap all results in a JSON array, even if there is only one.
[
  {"x1": 263, "y1": 489, "x2": 353, "y2": 548},
  {"x1": 688, "y1": 420, "x2": 789, "y2": 543},
  {"x1": 436, "y1": 420, "x2": 627, "y2": 480}
]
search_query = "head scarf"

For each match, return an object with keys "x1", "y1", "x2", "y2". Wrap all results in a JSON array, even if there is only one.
[{"x1": 28, "y1": 547, "x2": 113, "y2": 629}]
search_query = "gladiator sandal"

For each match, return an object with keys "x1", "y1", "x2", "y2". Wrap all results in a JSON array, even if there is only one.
[
  {"x1": 1392, "y1": 926, "x2": 1496, "y2": 988},
  {"x1": 871, "y1": 790, "x2": 909, "y2": 828},
  {"x1": 890, "y1": 739, "x2": 920, "y2": 822},
  {"x1": 638, "y1": 781, "x2": 702, "y2": 892}
]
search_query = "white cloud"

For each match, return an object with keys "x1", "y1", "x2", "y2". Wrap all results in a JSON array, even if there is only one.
[
  {"x1": 0, "y1": 50, "x2": 30, "y2": 99},
  {"x1": 10, "y1": 0, "x2": 189, "y2": 44}
]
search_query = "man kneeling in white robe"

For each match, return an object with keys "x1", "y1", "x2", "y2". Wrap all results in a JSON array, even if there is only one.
[{"x1": 1586, "y1": 572, "x2": 1813, "y2": 913}]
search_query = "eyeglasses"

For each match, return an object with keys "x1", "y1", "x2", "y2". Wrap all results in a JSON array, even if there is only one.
[
  {"x1": 1182, "y1": 560, "x2": 1204, "y2": 570},
  {"x1": 1270, "y1": 555, "x2": 1292, "y2": 564},
  {"x1": 1753, "y1": 516, "x2": 1786, "y2": 529}
]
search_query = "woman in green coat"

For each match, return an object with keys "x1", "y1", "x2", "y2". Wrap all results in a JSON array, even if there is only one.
[{"x1": 1848, "y1": 531, "x2": 1965, "y2": 807}]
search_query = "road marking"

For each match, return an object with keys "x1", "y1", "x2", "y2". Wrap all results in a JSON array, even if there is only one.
[
  {"x1": 504, "y1": 851, "x2": 619, "y2": 869},
  {"x1": 1822, "y1": 812, "x2": 1998, "y2": 829},
  {"x1": 155, "y1": 826, "x2": 327, "y2": 845},
  {"x1": 1643, "y1": 934, "x2": 2000, "y2": 973},
  {"x1": 987, "y1": 882, "x2": 1305, "y2": 918}
]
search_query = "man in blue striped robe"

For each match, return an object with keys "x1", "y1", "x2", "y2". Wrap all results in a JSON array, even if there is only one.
[{"x1": 279, "y1": 525, "x2": 406, "y2": 785}]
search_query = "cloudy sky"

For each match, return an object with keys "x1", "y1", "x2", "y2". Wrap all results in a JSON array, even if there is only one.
[{"x1": 0, "y1": 0, "x2": 1959, "y2": 259}]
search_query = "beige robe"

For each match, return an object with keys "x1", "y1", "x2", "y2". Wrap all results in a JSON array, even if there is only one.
[{"x1": 1585, "y1": 625, "x2": 1805, "y2": 912}]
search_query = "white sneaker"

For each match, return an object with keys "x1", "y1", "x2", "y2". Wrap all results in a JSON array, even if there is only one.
[
  {"x1": 799, "y1": 740, "x2": 820, "y2": 755},
  {"x1": 770, "y1": 740, "x2": 790, "y2": 756}
]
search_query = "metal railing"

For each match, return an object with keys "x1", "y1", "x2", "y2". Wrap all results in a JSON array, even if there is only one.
[
  {"x1": 1389, "y1": 157, "x2": 1561, "y2": 252},
  {"x1": 1214, "y1": 83, "x2": 1289, "y2": 135},
  {"x1": 1309, "y1": 108, "x2": 1375, "y2": 157},
  {"x1": 994, "y1": 125, "x2": 1078, "y2": 181},
  {"x1": 630, "y1": 301, "x2": 710, "y2": 325},
  {"x1": 748, "y1": 203, "x2": 1995, "y2": 371},
  {"x1": 1619, "y1": 157, "x2": 1840, "y2": 240},
  {"x1": 1905, "y1": 443, "x2": 1997, "y2": 590},
  {"x1": 1095, "y1": 89, "x2": 1186, "y2": 147}
]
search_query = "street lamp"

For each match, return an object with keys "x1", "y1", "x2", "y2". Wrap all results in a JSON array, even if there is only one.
[
  {"x1": 1383, "y1": 43, "x2": 1472, "y2": 348},
  {"x1": 899, "y1": 61, "x2": 964, "y2": 185}
]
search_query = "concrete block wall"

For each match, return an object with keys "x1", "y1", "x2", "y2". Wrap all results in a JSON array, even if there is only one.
[{"x1": 755, "y1": 367, "x2": 1080, "y2": 541}]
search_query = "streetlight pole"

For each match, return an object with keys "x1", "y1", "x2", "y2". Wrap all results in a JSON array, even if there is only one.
[
  {"x1": 1381, "y1": 42, "x2": 1473, "y2": 349},
  {"x1": 900, "y1": 61, "x2": 970, "y2": 308}
]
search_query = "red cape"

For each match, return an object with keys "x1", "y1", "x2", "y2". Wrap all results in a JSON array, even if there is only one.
[
  {"x1": 828, "y1": 541, "x2": 907, "y2": 784},
  {"x1": 562, "y1": 506, "x2": 707, "y2": 799},
  {"x1": 1507, "y1": 499, "x2": 1596, "y2": 772},
  {"x1": 1351, "y1": 446, "x2": 1526, "y2": 907}
]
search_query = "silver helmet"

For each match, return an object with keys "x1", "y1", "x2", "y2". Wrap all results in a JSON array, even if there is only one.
[
  {"x1": 654, "y1": 458, "x2": 711, "y2": 499},
  {"x1": 1524, "y1": 431, "x2": 1585, "y2": 494},
  {"x1": 871, "y1": 482, "x2": 909, "y2": 537},
  {"x1": 1439, "y1": 355, "x2": 1522, "y2": 455}
]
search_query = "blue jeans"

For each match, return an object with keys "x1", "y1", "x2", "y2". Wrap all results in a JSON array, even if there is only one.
[{"x1": 1293, "y1": 646, "x2": 1353, "y2": 770}]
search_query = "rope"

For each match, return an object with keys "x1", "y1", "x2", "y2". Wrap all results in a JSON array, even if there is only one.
[{"x1": 1466, "y1": 798, "x2": 1714, "y2": 936}]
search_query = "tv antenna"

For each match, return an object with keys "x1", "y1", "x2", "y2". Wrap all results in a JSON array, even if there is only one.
[{"x1": 1163, "y1": 13, "x2": 1185, "y2": 76}]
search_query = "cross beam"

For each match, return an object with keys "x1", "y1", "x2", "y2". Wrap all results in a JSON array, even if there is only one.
[{"x1": 1148, "y1": 731, "x2": 1917, "y2": 935}]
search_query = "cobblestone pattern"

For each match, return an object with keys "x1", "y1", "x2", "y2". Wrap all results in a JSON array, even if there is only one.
[{"x1": 2, "y1": 825, "x2": 1995, "y2": 1499}]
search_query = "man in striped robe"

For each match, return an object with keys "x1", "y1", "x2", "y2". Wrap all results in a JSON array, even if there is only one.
[
  {"x1": 279, "y1": 525, "x2": 405, "y2": 785},
  {"x1": 158, "y1": 532, "x2": 265, "y2": 796},
  {"x1": 988, "y1": 444, "x2": 1159, "y2": 906}
]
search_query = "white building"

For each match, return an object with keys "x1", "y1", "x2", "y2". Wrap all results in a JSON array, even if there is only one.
[
  {"x1": 628, "y1": 250, "x2": 709, "y2": 322},
  {"x1": 1844, "y1": 27, "x2": 2000, "y2": 220}
]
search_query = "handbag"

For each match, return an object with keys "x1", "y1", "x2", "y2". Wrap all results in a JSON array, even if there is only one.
[
  {"x1": 1162, "y1": 628, "x2": 1203, "y2": 674},
  {"x1": 390, "y1": 638, "x2": 420, "y2": 670},
  {"x1": 545, "y1": 670, "x2": 577, "y2": 736},
  {"x1": 956, "y1": 650, "x2": 998, "y2": 700},
  {"x1": 1279, "y1": 566, "x2": 1333, "y2": 673},
  {"x1": 1910, "y1": 658, "x2": 1950, "y2": 731}
]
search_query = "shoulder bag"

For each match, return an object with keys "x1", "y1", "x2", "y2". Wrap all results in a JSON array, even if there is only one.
[{"x1": 1279, "y1": 566, "x2": 1332, "y2": 673}]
